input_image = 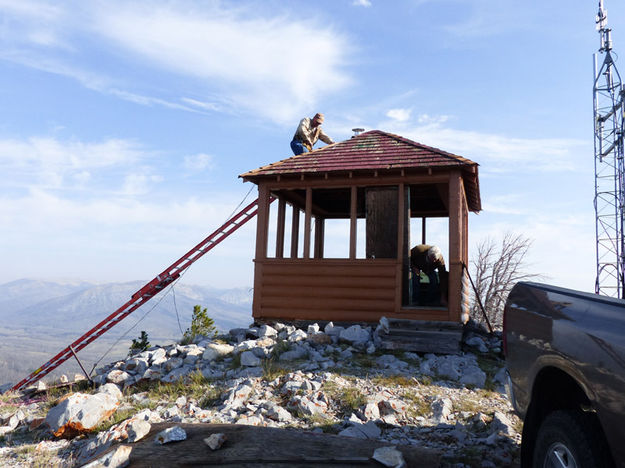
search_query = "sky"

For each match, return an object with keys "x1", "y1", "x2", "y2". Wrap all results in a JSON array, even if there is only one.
[{"x1": 1, "y1": 0, "x2": 620, "y2": 293}]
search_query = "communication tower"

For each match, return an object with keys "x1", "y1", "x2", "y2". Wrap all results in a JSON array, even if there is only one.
[{"x1": 594, "y1": 0, "x2": 625, "y2": 297}]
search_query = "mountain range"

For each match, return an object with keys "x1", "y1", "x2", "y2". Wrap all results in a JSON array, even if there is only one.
[{"x1": 0, "y1": 279, "x2": 253, "y2": 386}]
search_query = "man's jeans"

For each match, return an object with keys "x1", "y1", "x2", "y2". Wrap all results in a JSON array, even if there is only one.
[{"x1": 290, "y1": 139, "x2": 309, "y2": 155}]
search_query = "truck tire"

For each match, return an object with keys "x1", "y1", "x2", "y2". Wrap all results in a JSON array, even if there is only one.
[{"x1": 533, "y1": 410, "x2": 609, "y2": 468}]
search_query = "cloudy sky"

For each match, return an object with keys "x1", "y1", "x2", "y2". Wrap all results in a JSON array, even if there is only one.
[{"x1": 1, "y1": 0, "x2": 618, "y2": 292}]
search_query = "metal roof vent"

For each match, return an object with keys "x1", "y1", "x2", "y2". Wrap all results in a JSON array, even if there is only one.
[{"x1": 351, "y1": 128, "x2": 365, "y2": 137}]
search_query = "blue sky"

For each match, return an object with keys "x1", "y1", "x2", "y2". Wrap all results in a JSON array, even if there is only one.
[{"x1": 0, "y1": 0, "x2": 619, "y2": 292}]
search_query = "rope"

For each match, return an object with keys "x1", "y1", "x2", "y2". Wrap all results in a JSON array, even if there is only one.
[
  {"x1": 462, "y1": 262, "x2": 494, "y2": 334},
  {"x1": 172, "y1": 285, "x2": 185, "y2": 336}
]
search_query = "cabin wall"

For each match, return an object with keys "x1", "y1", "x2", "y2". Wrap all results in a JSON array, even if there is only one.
[{"x1": 253, "y1": 258, "x2": 450, "y2": 323}]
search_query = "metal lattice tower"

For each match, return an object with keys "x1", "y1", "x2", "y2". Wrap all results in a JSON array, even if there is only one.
[{"x1": 594, "y1": 0, "x2": 625, "y2": 297}]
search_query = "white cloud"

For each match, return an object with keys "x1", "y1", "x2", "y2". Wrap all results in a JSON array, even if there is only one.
[
  {"x1": 386, "y1": 108, "x2": 412, "y2": 122},
  {"x1": 0, "y1": 137, "x2": 148, "y2": 190},
  {"x1": 380, "y1": 115, "x2": 588, "y2": 173},
  {"x1": 183, "y1": 154, "x2": 214, "y2": 172},
  {"x1": 1, "y1": 1, "x2": 353, "y2": 124},
  {"x1": 93, "y1": 3, "x2": 352, "y2": 122},
  {"x1": 121, "y1": 173, "x2": 163, "y2": 196},
  {"x1": 352, "y1": 0, "x2": 372, "y2": 7}
]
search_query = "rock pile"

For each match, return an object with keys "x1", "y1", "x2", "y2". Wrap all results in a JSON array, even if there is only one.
[{"x1": 0, "y1": 319, "x2": 519, "y2": 467}]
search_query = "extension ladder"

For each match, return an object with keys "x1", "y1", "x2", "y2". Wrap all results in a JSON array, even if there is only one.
[{"x1": 10, "y1": 197, "x2": 271, "y2": 392}]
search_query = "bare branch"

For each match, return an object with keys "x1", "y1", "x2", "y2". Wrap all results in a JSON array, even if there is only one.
[{"x1": 469, "y1": 232, "x2": 537, "y2": 330}]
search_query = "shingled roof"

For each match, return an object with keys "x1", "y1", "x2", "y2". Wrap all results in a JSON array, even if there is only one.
[{"x1": 240, "y1": 130, "x2": 481, "y2": 211}]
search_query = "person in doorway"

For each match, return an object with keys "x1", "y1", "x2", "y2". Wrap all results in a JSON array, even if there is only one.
[
  {"x1": 410, "y1": 244, "x2": 448, "y2": 306},
  {"x1": 290, "y1": 113, "x2": 334, "y2": 155}
]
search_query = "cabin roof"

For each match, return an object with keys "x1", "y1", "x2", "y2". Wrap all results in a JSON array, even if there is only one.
[{"x1": 240, "y1": 130, "x2": 481, "y2": 211}]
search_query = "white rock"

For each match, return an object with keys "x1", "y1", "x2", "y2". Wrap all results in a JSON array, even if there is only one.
[
  {"x1": 288, "y1": 329, "x2": 308, "y2": 342},
  {"x1": 223, "y1": 382, "x2": 253, "y2": 408},
  {"x1": 363, "y1": 402, "x2": 380, "y2": 420},
  {"x1": 240, "y1": 351, "x2": 262, "y2": 367},
  {"x1": 279, "y1": 346, "x2": 307, "y2": 361},
  {"x1": 490, "y1": 411, "x2": 514, "y2": 435},
  {"x1": 125, "y1": 358, "x2": 149, "y2": 375},
  {"x1": 339, "y1": 325, "x2": 370, "y2": 344},
  {"x1": 378, "y1": 316, "x2": 390, "y2": 334},
  {"x1": 175, "y1": 396, "x2": 187, "y2": 408},
  {"x1": 307, "y1": 323, "x2": 320, "y2": 334},
  {"x1": 127, "y1": 419, "x2": 151, "y2": 443},
  {"x1": 149, "y1": 348, "x2": 167, "y2": 364},
  {"x1": 459, "y1": 366, "x2": 487, "y2": 388},
  {"x1": 98, "y1": 383, "x2": 123, "y2": 401},
  {"x1": 372, "y1": 446, "x2": 406, "y2": 468},
  {"x1": 204, "y1": 433, "x2": 227, "y2": 450},
  {"x1": 258, "y1": 325, "x2": 278, "y2": 338},
  {"x1": 163, "y1": 357, "x2": 184, "y2": 372},
  {"x1": 45, "y1": 392, "x2": 120, "y2": 437},
  {"x1": 154, "y1": 426, "x2": 187, "y2": 444},
  {"x1": 379, "y1": 399, "x2": 407, "y2": 415},
  {"x1": 202, "y1": 343, "x2": 234, "y2": 362},
  {"x1": 81, "y1": 444, "x2": 132, "y2": 468},
  {"x1": 466, "y1": 336, "x2": 489, "y2": 353},
  {"x1": 160, "y1": 365, "x2": 193, "y2": 383},
  {"x1": 431, "y1": 397, "x2": 453, "y2": 424},
  {"x1": 106, "y1": 370, "x2": 132, "y2": 386},
  {"x1": 324, "y1": 322, "x2": 344, "y2": 336},
  {"x1": 265, "y1": 404, "x2": 292, "y2": 422}
]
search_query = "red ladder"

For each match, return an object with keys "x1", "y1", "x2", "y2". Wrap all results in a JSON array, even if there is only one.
[{"x1": 10, "y1": 197, "x2": 271, "y2": 392}]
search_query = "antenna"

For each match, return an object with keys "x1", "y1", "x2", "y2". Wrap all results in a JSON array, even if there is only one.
[{"x1": 593, "y1": 0, "x2": 625, "y2": 297}]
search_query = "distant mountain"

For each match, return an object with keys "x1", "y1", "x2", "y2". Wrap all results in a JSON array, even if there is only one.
[
  {"x1": 0, "y1": 279, "x2": 253, "y2": 386},
  {"x1": 0, "y1": 278, "x2": 93, "y2": 312}
]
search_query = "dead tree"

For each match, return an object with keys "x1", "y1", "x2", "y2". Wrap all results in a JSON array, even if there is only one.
[{"x1": 470, "y1": 232, "x2": 537, "y2": 329}]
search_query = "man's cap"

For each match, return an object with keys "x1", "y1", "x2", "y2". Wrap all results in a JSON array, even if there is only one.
[
  {"x1": 427, "y1": 246, "x2": 443, "y2": 263},
  {"x1": 313, "y1": 113, "x2": 324, "y2": 122}
]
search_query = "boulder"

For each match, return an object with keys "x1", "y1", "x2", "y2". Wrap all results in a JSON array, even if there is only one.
[
  {"x1": 45, "y1": 391, "x2": 120, "y2": 438},
  {"x1": 202, "y1": 343, "x2": 234, "y2": 362},
  {"x1": 240, "y1": 351, "x2": 262, "y2": 367},
  {"x1": 339, "y1": 325, "x2": 370, "y2": 345}
]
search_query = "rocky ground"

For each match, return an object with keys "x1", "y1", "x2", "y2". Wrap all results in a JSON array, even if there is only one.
[{"x1": 0, "y1": 320, "x2": 521, "y2": 467}]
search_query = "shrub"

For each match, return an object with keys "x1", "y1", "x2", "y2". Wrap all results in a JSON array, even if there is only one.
[
  {"x1": 181, "y1": 305, "x2": 218, "y2": 344},
  {"x1": 129, "y1": 331, "x2": 150, "y2": 355}
]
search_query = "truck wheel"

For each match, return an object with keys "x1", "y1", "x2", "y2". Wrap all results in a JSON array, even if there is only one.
[{"x1": 533, "y1": 410, "x2": 608, "y2": 468}]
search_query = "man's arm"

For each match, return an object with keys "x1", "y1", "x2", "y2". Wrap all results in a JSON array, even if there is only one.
[{"x1": 318, "y1": 128, "x2": 334, "y2": 145}]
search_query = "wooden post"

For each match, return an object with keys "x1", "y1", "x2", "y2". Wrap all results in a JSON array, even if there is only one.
[
  {"x1": 276, "y1": 198, "x2": 286, "y2": 258},
  {"x1": 350, "y1": 186, "x2": 357, "y2": 259},
  {"x1": 448, "y1": 171, "x2": 463, "y2": 322},
  {"x1": 314, "y1": 217, "x2": 325, "y2": 258},
  {"x1": 397, "y1": 184, "x2": 411, "y2": 308},
  {"x1": 253, "y1": 184, "x2": 270, "y2": 318},
  {"x1": 304, "y1": 187, "x2": 312, "y2": 258},
  {"x1": 290, "y1": 206, "x2": 300, "y2": 258},
  {"x1": 255, "y1": 184, "x2": 270, "y2": 260}
]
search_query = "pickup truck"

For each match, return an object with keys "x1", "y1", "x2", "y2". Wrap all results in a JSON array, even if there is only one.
[{"x1": 503, "y1": 281, "x2": 625, "y2": 468}]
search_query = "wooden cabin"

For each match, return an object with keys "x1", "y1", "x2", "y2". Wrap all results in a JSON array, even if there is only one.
[{"x1": 239, "y1": 130, "x2": 481, "y2": 325}]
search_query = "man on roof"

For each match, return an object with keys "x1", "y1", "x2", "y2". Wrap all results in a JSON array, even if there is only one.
[{"x1": 290, "y1": 113, "x2": 334, "y2": 155}]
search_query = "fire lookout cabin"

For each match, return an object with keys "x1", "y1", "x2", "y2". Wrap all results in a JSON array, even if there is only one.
[{"x1": 240, "y1": 130, "x2": 481, "y2": 325}]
